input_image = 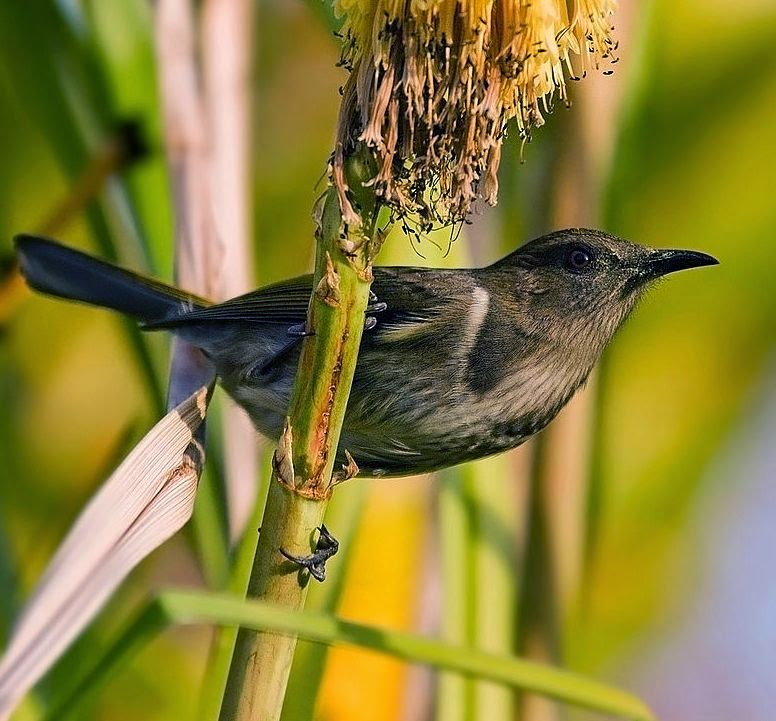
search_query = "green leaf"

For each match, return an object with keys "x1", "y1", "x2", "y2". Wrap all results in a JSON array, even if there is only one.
[{"x1": 49, "y1": 589, "x2": 655, "y2": 721}]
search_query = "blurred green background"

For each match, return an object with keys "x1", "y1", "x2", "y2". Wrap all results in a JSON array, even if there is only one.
[{"x1": 0, "y1": 0, "x2": 775, "y2": 720}]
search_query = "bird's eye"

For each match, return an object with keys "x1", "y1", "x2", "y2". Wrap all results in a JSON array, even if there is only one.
[{"x1": 565, "y1": 247, "x2": 593, "y2": 272}]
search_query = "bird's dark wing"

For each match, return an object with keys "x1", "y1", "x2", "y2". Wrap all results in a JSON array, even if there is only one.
[
  {"x1": 142, "y1": 274, "x2": 314, "y2": 328},
  {"x1": 142, "y1": 266, "x2": 454, "y2": 333}
]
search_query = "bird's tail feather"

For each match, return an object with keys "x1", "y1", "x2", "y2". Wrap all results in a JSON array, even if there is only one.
[{"x1": 14, "y1": 234, "x2": 207, "y2": 324}]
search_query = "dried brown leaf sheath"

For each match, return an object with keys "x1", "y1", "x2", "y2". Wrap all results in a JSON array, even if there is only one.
[
  {"x1": 0, "y1": 386, "x2": 210, "y2": 719},
  {"x1": 333, "y1": 0, "x2": 618, "y2": 225}
]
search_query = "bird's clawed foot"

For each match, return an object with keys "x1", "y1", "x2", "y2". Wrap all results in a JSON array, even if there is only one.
[
  {"x1": 364, "y1": 291, "x2": 387, "y2": 331},
  {"x1": 279, "y1": 524, "x2": 339, "y2": 583},
  {"x1": 287, "y1": 323, "x2": 315, "y2": 337}
]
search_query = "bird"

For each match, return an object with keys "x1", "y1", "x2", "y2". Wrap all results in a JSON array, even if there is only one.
[{"x1": 14, "y1": 229, "x2": 717, "y2": 480}]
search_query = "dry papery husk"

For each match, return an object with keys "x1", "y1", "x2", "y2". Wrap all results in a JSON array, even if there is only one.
[{"x1": 332, "y1": 0, "x2": 618, "y2": 228}]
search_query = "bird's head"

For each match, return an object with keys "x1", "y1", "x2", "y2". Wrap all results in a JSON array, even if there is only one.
[{"x1": 487, "y1": 228, "x2": 718, "y2": 361}]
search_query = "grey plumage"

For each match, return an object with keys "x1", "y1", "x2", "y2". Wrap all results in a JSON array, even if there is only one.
[{"x1": 14, "y1": 229, "x2": 717, "y2": 477}]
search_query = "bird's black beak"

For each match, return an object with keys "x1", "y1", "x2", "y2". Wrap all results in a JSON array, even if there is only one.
[{"x1": 644, "y1": 248, "x2": 719, "y2": 278}]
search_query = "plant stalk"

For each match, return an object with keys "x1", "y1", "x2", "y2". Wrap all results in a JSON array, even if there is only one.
[{"x1": 219, "y1": 151, "x2": 379, "y2": 721}]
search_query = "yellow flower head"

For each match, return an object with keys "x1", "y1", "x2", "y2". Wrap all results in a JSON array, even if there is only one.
[{"x1": 332, "y1": 0, "x2": 617, "y2": 227}]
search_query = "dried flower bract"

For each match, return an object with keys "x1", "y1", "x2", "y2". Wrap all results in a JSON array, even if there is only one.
[{"x1": 333, "y1": 0, "x2": 617, "y2": 226}]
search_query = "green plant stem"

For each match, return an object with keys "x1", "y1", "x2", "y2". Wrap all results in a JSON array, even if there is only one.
[
  {"x1": 220, "y1": 482, "x2": 330, "y2": 720},
  {"x1": 280, "y1": 481, "x2": 369, "y2": 721},
  {"x1": 219, "y1": 153, "x2": 378, "y2": 721},
  {"x1": 191, "y1": 456, "x2": 230, "y2": 589},
  {"x1": 437, "y1": 466, "x2": 475, "y2": 721},
  {"x1": 198, "y1": 454, "x2": 271, "y2": 721},
  {"x1": 467, "y1": 454, "x2": 519, "y2": 720}
]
